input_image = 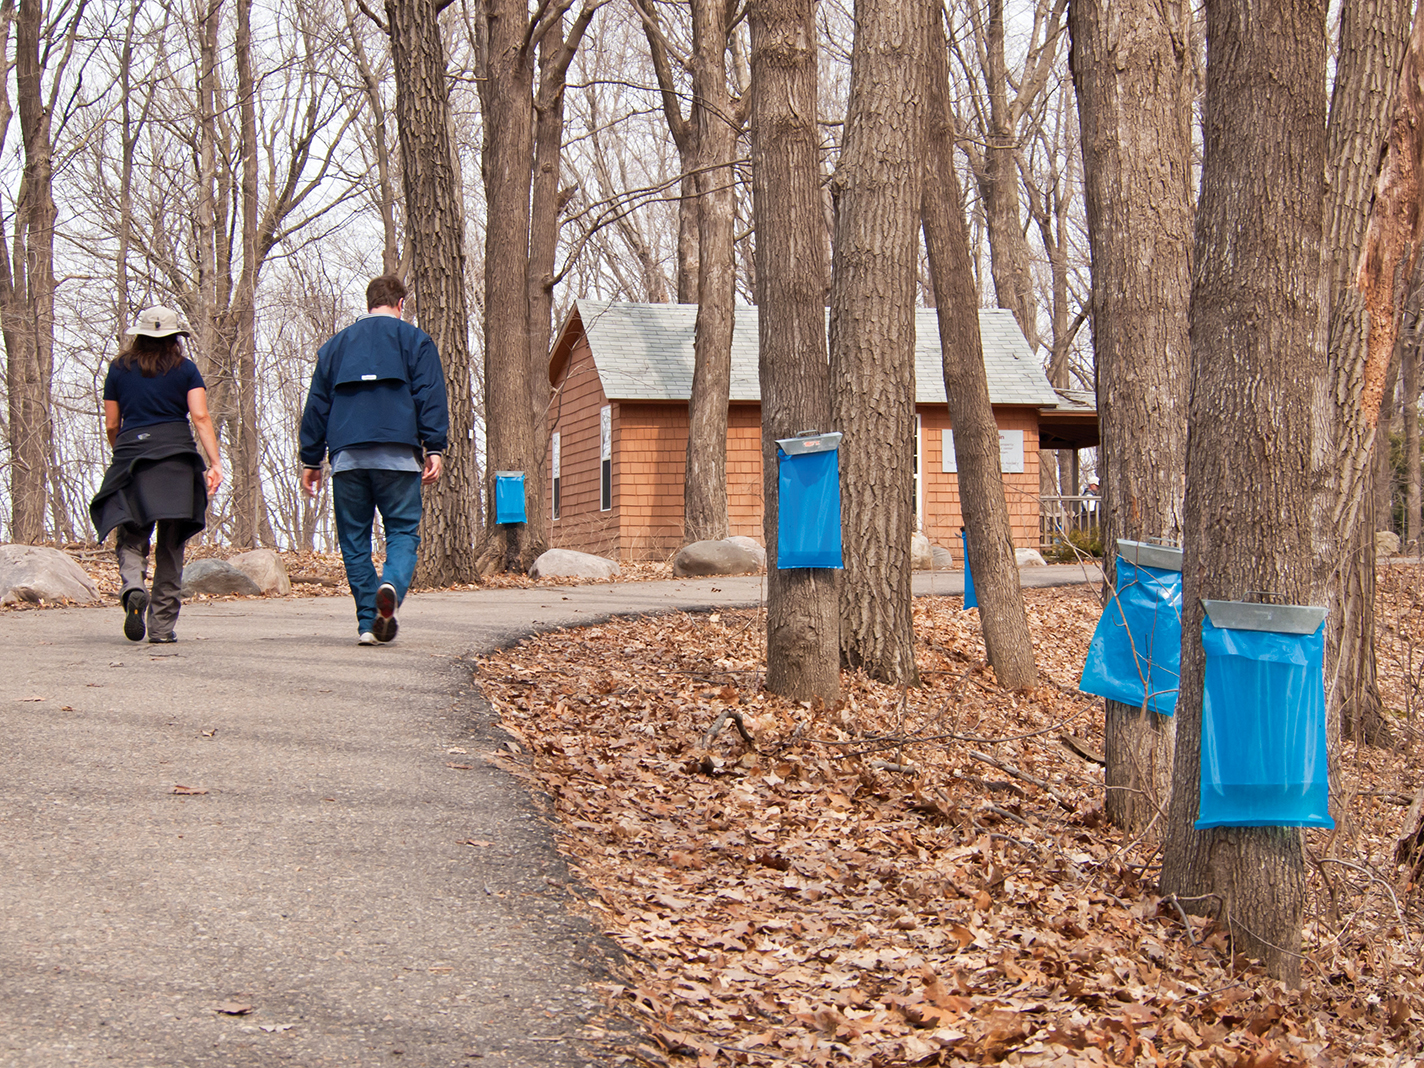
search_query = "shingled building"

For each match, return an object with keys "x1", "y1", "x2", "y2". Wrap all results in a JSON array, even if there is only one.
[{"x1": 545, "y1": 300, "x2": 1084, "y2": 562}]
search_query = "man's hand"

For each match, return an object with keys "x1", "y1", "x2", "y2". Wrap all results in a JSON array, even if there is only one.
[
  {"x1": 301, "y1": 467, "x2": 323, "y2": 499},
  {"x1": 422, "y1": 453, "x2": 443, "y2": 485}
]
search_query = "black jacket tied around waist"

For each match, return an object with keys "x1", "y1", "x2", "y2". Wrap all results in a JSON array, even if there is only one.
[{"x1": 90, "y1": 420, "x2": 209, "y2": 543}]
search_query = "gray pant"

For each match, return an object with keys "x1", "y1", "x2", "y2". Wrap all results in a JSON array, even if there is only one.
[{"x1": 117, "y1": 521, "x2": 187, "y2": 638}]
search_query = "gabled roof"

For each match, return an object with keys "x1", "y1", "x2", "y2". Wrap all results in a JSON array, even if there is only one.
[{"x1": 552, "y1": 300, "x2": 1059, "y2": 407}]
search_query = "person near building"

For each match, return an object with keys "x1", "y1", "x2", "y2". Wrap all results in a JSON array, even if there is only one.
[
  {"x1": 90, "y1": 306, "x2": 224, "y2": 644},
  {"x1": 298, "y1": 275, "x2": 448, "y2": 645},
  {"x1": 1080, "y1": 477, "x2": 1101, "y2": 523}
]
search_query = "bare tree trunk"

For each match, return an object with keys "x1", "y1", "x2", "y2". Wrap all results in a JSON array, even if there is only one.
[
  {"x1": 683, "y1": 0, "x2": 741, "y2": 546},
  {"x1": 923, "y1": 10, "x2": 1037, "y2": 690},
  {"x1": 974, "y1": 0, "x2": 1049, "y2": 355},
  {"x1": 525, "y1": 30, "x2": 572, "y2": 568},
  {"x1": 829, "y1": 0, "x2": 926, "y2": 684},
  {"x1": 635, "y1": 0, "x2": 698, "y2": 305},
  {"x1": 676, "y1": 172, "x2": 700, "y2": 302},
  {"x1": 1160, "y1": 0, "x2": 1329, "y2": 985},
  {"x1": 1320, "y1": 0, "x2": 1418, "y2": 747},
  {"x1": 751, "y1": 0, "x2": 840, "y2": 704},
  {"x1": 474, "y1": 0, "x2": 602, "y2": 574},
  {"x1": 347, "y1": 0, "x2": 402, "y2": 275},
  {"x1": 191, "y1": 0, "x2": 226, "y2": 494},
  {"x1": 386, "y1": 0, "x2": 479, "y2": 584},
  {"x1": 0, "y1": 0, "x2": 73, "y2": 544},
  {"x1": 1407, "y1": 341, "x2": 1421, "y2": 547},
  {"x1": 231, "y1": 0, "x2": 263, "y2": 549},
  {"x1": 1069, "y1": 0, "x2": 1193, "y2": 837}
]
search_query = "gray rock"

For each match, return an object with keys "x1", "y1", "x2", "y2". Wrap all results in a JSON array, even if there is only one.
[
  {"x1": 673, "y1": 539, "x2": 761, "y2": 577},
  {"x1": 0, "y1": 544, "x2": 101, "y2": 605},
  {"x1": 1377, "y1": 530, "x2": 1402, "y2": 557},
  {"x1": 181, "y1": 558, "x2": 262, "y2": 597},
  {"x1": 1016, "y1": 547, "x2": 1048, "y2": 567},
  {"x1": 227, "y1": 548, "x2": 291, "y2": 595},
  {"x1": 911, "y1": 532, "x2": 933, "y2": 570},
  {"x1": 529, "y1": 548, "x2": 621, "y2": 580},
  {"x1": 931, "y1": 544, "x2": 956, "y2": 570},
  {"x1": 726, "y1": 536, "x2": 767, "y2": 569}
]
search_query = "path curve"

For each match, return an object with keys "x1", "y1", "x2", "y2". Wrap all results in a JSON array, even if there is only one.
[{"x1": 0, "y1": 566, "x2": 1097, "y2": 1067}]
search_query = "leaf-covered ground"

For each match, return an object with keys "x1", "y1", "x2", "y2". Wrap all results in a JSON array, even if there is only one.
[
  {"x1": 23, "y1": 545, "x2": 1424, "y2": 1063},
  {"x1": 475, "y1": 566, "x2": 1424, "y2": 1067}
]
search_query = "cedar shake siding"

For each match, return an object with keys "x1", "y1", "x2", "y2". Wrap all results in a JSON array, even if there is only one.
[{"x1": 546, "y1": 301, "x2": 1071, "y2": 562}]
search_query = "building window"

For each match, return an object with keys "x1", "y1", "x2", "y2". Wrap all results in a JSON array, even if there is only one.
[
  {"x1": 914, "y1": 413, "x2": 923, "y2": 531},
  {"x1": 599, "y1": 405, "x2": 612, "y2": 512},
  {"x1": 551, "y1": 431, "x2": 561, "y2": 520}
]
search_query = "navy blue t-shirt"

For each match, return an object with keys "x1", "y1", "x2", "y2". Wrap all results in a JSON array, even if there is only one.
[{"x1": 104, "y1": 358, "x2": 205, "y2": 433}]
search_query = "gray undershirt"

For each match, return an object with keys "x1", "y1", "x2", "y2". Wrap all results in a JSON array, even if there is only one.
[{"x1": 331, "y1": 443, "x2": 422, "y2": 473}]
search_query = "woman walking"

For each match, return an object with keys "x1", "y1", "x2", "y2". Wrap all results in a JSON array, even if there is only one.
[{"x1": 90, "y1": 307, "x2": 223, "y2": 643}]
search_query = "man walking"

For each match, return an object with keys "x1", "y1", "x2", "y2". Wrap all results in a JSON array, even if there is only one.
[{"x1": 299, "y1": 275, "x2": 449, "y2": 645}]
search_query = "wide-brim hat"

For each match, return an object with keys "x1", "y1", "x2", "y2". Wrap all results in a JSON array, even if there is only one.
[{"x1": 126, "y1": 306, "x2": 190, "y2": 338}]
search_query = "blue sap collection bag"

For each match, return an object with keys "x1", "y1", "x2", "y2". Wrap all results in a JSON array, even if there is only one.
[
  {"x1": 1196, "y1": 600, "x2": 1332, "y2": 830},
  {"x1": 960, "y1": 529, "x2": 977, "y2": 610},
  {"x1": 776, "y1": 434, "x2": 843, "y2": 570},
  {"x1": 494, "y1": 471, "x2": 527, "y2": 524},
  {"x1": 1079, "y1": 540, "x2": 1183, "y2": 715}
]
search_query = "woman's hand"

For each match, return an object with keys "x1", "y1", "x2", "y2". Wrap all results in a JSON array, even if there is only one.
[{"x1": 205, "y1": 464, "x2": 224, "y2": 494}]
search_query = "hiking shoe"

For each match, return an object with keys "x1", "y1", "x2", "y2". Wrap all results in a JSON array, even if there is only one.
[
  {"x1": 123, "y1": 590, "x2": 148, "y2": 642},
  {"x1": 149, "y1": 633, "x2": 177, "y2": 644},
  {"x1": 372, "y1": 583, "x2": 399, "y2": 643},
  {"x1": 358, "y1": 631, "x2": 378, "y2": 646}
]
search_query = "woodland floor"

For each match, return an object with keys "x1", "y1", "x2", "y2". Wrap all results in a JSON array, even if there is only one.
[{"x1": 22, "y1": 547, "x2": 1424, "y2": 1066}]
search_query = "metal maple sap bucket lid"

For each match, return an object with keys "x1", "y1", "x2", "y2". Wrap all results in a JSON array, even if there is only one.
[
  {"x1": 776, "y1": 432, "x2": 842, "y2": 456},
  {"x1": 1116, "y1": 539, "x2": 1183, "y2": 573},
  {"x1": 1201, "y1": 598, "x2": 1328, "y2": 635}
]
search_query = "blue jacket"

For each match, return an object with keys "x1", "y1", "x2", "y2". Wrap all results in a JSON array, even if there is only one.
[{"x1": 299, "y1": 314, "x2": 450, "y2": 467}]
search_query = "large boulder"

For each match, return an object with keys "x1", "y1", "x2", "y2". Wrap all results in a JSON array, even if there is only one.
[
  {"x1": 181, "y1": 558, "x2": 262, "y2": 597},
  {"x1": 228, "y1": 548, "x2": 290, "y2": 595},
  {"x1": 1377, "y1": 530, "x2": 1402, "y2": 557},
  {"x1": 726, "y1": 536, "x2": 767, "y2": 569},
  {"x1": 529, "y1": 548, "x2": 621, "y2": 580},
  {"x1": 0, "y1": 544, "x2": 101, "y2": 605},
  {"x1": 911, "y1": 532, "x2": 933, "y2": 570},
  {"x1": 931, "y1": 543, "x2": 955, "y2": 570},
  {"x1": 673, "y1": 539, "x2": 761, "y2": 577},
  {"x1": 1016, "y1": 547, "x2": 1048, "y2": 567}
]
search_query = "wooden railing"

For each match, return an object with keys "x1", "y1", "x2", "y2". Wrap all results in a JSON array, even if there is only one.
[{"x1": 1039, "y1": 495, "x2": 1101, "y2": 553}]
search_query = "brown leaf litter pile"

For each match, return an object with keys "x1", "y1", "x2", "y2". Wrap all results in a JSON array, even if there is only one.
[{"x1": 476, "y1": 566, "x2": 1424, "y2": 1067}]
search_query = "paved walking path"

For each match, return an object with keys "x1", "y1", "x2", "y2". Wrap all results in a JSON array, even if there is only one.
[{"x1": 0, "y1": 565, "x2": 1098, "y2": 1067}]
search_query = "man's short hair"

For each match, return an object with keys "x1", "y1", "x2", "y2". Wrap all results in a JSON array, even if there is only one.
[{"x1": 367, "y1": 275, "x2": 409, "y2": 311}]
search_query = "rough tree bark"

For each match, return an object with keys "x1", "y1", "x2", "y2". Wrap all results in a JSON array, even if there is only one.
[
  {"x1": 346, "y1": 0, "x2": 403, "y2": 275},
  {"x1": 956, "y1": 0, "x2": 1067, "y2": 359},
  {"x1": 1160, "y1": 0, "x2": 1329, "y2": 985},
  {"x1": 1068, "y1": 0, "x2": 1193, "y2": 836},
  {"x1": 474, "y1": 0, "x2": 603, "y2": 574},
  {"x1": 230, "y1": 0, "x2": 264, "y2": 548},
  {"x1": 682, "y1": 0, "x2": 744, "y2": 546},
  {"x1": 0, "y1": 0, "x2": 83, "y2": 543},
  {"x1": 750, "y1": 0, "x2": 840, "y2": 703},
  {"x1": 977, "y1": 0, "x2": 1046, "y2": 353},
  {"x1": 1319, "y1": 0, "x2": 1418, "y2": 748},
  {"x1": 637, "y1": 0, "x2": 746, "y2": 545},
  {"x1": 828, "y1": 0, "x2": 927, "y2": 684},
  {"x1": 1407, "y1": 341, "x2": 1421, "y2": 547},
  {"x1": 385, "y1": 0, "x2": 479, "y2": 584},
  {"x1": 923, "y1": 9, "x2": 1037, "y2": 691}
]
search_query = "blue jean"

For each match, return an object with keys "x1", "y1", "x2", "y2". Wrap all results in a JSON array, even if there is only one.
[{"x1": 332, "y1": 469, "x2": 422, "y2": 633}]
